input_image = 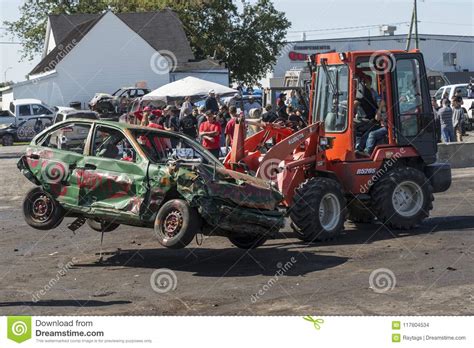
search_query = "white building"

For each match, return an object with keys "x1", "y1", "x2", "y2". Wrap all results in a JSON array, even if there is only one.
[
  {"x1": 2, "y1": 10, "x2": 228, "y2": 110},
  {"x1": 265, "y1": 33, "x2": 474, "y2": 88}
]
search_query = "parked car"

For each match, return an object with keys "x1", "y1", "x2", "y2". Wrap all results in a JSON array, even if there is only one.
[
  {"x1": 89, "y1": 87, "x2": 150, "y2": 115},
  {"x1": 434, "y1": 83, "x2": 474, "y2": 130},
  {"x1": 0, "y1": 99, "x2": 55, "y2": 146},
  {"x1": 18, "y1": 119, "x2": 284, "y2": 249},
  {"x1": 53, "y1": 108, "x2": 99, "y2": 124}
]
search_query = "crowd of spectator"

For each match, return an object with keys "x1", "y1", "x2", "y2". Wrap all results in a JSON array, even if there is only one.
[{"x1": 124, "y1": 88, "x2": 308, "y2": 158}]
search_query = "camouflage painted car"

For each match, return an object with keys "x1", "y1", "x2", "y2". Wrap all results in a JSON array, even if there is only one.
[{"x1": 17, "y1": 119, "x2": 284, "y2": 249}]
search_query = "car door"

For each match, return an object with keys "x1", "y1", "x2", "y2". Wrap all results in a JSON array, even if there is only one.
[
  {"x1": 25, "y1": 122, "x2": 93, "y2": 207},
  {"x1": 17, "y1": 105, "x2": 54, "y2": 141},
  {"x1": 76, "y1": 124, "x2": 148, "y2": 222}
]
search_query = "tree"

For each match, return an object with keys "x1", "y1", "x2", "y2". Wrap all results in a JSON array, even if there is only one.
[{"x1": 4, "y1": 0, "x2": 290, "y2": 84}]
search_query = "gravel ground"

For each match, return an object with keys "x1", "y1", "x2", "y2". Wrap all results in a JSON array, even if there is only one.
[{"x1": 0, "y1": 157, "x2": 473, "y2": 316}]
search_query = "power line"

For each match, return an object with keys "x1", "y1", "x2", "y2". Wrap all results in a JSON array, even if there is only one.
[{"x1": 288, "y1": 22, "x2": 411, "y2": 34}]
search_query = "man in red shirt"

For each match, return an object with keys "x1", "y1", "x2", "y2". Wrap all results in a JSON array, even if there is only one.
[
  {"x1": 225, "y1": 106, "x2": 238, "y2": 148},
  {"x1": 199, "y1": 111, "x2": 221, "y2": 158}
]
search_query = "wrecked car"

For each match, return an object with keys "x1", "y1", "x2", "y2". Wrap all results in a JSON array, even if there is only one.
[
  {"x1": 17, "y1": 119, "x2": 283, "y2": 249},
  {"x1": 89, "y1": 87, "x2": 150, "y2": 115}
]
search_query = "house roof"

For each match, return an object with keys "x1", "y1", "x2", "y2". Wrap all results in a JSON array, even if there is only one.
[
  {"x1": 175, "y1": 58, "x2": 226, "y2": 72},
  {"x1": 30, "y1": 15, "x2": 102, "y2": 75},
  {"x1": 30, "y1": 10, "x2": 195, "y2": 76}
]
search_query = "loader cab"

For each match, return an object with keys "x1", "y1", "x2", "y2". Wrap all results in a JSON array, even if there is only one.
[{"x1": 310, "y1": 50, "x2": 437, "y2": 164}]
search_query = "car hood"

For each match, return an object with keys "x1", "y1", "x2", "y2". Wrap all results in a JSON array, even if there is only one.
[
  {"x1": 174, "y1": 162, "x2": 283, "y2": 210},
  {"x1": 0, "y1": 123, "x2": 13, "y2": 129}
]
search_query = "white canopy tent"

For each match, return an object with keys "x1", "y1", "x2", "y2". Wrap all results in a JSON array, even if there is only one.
[{"x1": 142, "y1": 76, "x2": 238, "y2": 102}]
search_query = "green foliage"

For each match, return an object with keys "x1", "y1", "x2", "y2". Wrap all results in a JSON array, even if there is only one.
[{"x1": 3, "y1": 0, "x2": 290, "y2": 84}]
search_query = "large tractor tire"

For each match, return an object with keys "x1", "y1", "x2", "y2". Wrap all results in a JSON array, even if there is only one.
[
  {"x1": 228, "y1": 234, "x2": 267, "y2": 249},
  {"x1": 371, "y1": 167, "x2": 433, "y2": 229},
  {"x1": 347, "y1": 199, "x2": 375, "y2": 223},
  {"x1": 23, "y1": 187, "x2": 64, "y2": 230},
  {"x1": 290, "y1": 178, "x2": 346, "y2": 242},
  {"x1": 154, "y1": 199, "x2": 201, "y2": 249}
]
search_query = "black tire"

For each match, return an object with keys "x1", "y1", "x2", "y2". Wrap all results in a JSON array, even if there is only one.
[
  {"x1": 154, "y1": 199, "x2": 201, "y2": 249},
  {"x1": 346, "y1": 199, "x2": 375, "y2": 223},
  {"x1": 290, "y1": 178, "x2": 346, "y2": 242},
  {"x1": 23, "y1": 187, "x2": 64, "y2": 230},
  {"x1": 371, "y1": 167, "x2": 433, "y2": 229},
  {"x1": 86, "y1": 218, "x2": 120, "y2": 232},
  {"x1": 228, "y1": 234, "x2": 267, "y2": 249},
  {"x1": 2, "y1": 134, "x2": 14, "y2": 146}
]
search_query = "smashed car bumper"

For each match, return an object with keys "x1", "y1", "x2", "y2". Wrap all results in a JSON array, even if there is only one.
[{"x1": 199, "y1": 197, "x2": 284, "y2": 236}]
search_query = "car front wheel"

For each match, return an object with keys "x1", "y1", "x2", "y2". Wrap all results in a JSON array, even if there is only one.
[{"x1": 154, "y1": 199, "x2": 201, "y2": 249}]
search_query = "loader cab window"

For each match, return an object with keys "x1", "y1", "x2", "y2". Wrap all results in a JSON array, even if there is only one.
[
  {"x1": 313, "y1": 64, "x2": 349, "y2": 132},
  {"x1": 395, "y1": 58, "x2": 424, "y2": 137}
]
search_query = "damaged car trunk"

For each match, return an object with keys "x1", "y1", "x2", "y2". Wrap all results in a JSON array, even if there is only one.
[{"x1": 18, "y1": 119, "x2": 284, "y2": 249}]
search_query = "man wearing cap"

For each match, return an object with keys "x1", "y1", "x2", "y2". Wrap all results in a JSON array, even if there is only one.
[
  {"x1": 148, "y1": 108, "x2": 164, "y2": 129},
  {"x1": 205, "y1": 89, "x2": 219, "y2": 114},
  {"x1": 199, "y1": 111, "x2": 221, "y2": 158}
]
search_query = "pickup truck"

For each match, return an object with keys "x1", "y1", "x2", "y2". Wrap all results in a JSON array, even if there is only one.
[{"x1": 0, "y1": 99, "x2": 55, "y2": 146}]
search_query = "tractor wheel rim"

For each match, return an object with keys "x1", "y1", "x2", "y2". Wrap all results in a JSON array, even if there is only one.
[
  {"x1": 391, "y1": 181, "x2": 424, "y2": 217},
  {"x1": 31, "y1": 194, "x2": 54, "y2": 222},
  {"x1": 163, "y1": 210, "x2": 183, "y2": 238},
  {"x1": 319, "y1": 193, "x2": 341, "y2": 231}
]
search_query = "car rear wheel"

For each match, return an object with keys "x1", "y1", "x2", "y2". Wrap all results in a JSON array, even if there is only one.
[
  {"x1": 23, "y1": 187, "x2": 64, "y2": 230},
  {"x1": 228, "y1": 234, "x2": 267, "y2": 249},
  {"x1": 290, "y1": 178, "x2": 346, "y2": 242},
  {"x1": 154, "y1": 199, "x2": 201, "y2": 249},
  {"x1": 2, "y1": 134, "x2": 13, "y2": 146},
  {"x1": 86, "y1": 218, "x2": 120, "y2": 232}
]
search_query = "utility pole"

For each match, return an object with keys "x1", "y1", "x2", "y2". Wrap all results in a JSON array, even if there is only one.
[
  {"x1": 406, "y1": 9, "x2": 414, "y2": 51},
  {"x1": 405, "y1": 0, "x2": 419, "y2": 51},
  {"x1": 414, "y1": 0, "x2": 419, "y2": 49}
]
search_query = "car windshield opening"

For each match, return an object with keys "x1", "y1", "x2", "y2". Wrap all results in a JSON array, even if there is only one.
[{"x1": 132, "y1": 130, "x2": 223, "y2": 166}]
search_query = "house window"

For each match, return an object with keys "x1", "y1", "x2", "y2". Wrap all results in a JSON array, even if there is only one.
[{"x1": 443, "y1": 53, "x2": 456, "y2": 66}]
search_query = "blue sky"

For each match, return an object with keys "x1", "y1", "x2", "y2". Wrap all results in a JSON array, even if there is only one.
[{"x1": 1, "y1": 0, "x2": 473, "y2": 82}]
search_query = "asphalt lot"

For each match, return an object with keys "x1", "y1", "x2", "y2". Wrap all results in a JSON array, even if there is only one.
[{"x1": 0, "y1": 156, "x2": 473, "y2": 316}]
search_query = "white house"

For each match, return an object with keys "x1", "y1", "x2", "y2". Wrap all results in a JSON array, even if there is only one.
[{"x1": 2, "y1": 10, "x2": 228, "y2": 109}]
